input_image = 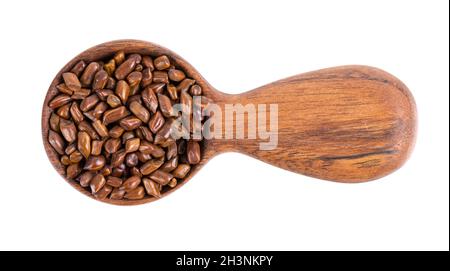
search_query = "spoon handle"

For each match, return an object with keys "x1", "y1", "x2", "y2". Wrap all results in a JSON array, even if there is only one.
[{"x1": 209, "y1": 65, "x2": 416, "y2": 182}]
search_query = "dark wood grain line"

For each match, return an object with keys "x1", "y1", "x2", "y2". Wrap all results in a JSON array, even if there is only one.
[{"x1": 320, "y1": 149, "x2": 398, "y2": 161}]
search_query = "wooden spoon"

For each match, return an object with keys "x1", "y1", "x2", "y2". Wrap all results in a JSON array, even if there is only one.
[{"x1": 42, "y1": 40, "x2": 416, "y2": 205}]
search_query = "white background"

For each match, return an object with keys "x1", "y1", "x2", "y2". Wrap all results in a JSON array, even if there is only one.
[{"x1": 0, "y1": 0, "x2": 448, "y2": 251}]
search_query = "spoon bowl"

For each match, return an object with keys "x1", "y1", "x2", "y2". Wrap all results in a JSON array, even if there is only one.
[{"x1": 42, "y1": 39, "x2": 417, "y2": 205}]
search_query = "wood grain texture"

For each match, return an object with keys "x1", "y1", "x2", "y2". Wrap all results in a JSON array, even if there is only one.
[
  {"x1": 42, "y1": 40, "x2": 416, "y2": 205},
  {"x1": 208, "y1": 66, "x2": 417, "y2": 182}
]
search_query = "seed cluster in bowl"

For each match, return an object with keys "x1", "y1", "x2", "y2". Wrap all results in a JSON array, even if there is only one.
[{"x1": 47, "y1": 51, "x2": 208, "y2": 201}]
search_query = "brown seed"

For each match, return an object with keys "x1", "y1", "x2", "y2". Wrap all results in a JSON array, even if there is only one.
[
  {"x1": 113, "y1": 51, "x2": 125, "y2": 66},
  {"x1": 110, "y1": 188, "x2": 126, "y2": 200},
  {"x1": 127, "y1": 94, "x2": 142, "y2": 105},
  {"x1": 71, "y1": 60, "x2": 86, "y2": 77},
  {"x1": 120, "y1": 176, "x2": 141, "y2": 192},
  {"x1": 127, "y1": 71, "x2": 142, "y2": 87},
  {"x1": 148, "y1": 82, "x2": 166, "y2": 94},
  {"x1": 142, "y1": 56, "x2": 154, "y2": 71},
  {"x1": 66, "y1": 163, "x2": 82, "y2": 179},
  {"x1": 107, "y1": 94, "x2": 121, "y2": 108},
  {"x1": 103, "y1": 59, "x2": 116, "y2": 76},
  {"x1": 154, "y1": 55, "x2": 171, "y2": 70},
  {"x1": 82, "y1": 110, "x2": 96, "y2": 122},
  {"x1": 90, "y1": 174, "x2": 106, "y2": 194},
  {"x1": 154, "y1": 119, "x2": 174, "y2": 141},
  {"x1": 129, "y1": 101, "x2": 150, "y2": 123},
  {"x1": 166, "y1": 142, "x2": 177, "y2": 160},
  {"x1": 120, "y1": 116, "x2": 142, "y2": 131},
  {"x1": 167, "y1": 84, "x2": 178, "y2": 100},
  {"x1": 106, "y1": 176, "x2": 123, "y2": 188},
  {"x1": 139, "y1": 141, "x2": 165, "y2": 158},
  {"x1": 109, "y1": 125, "x2": 125, "y2": 138},
  {"x1": 91, "y1": 120, "x2": 108, "y2": 138},
  {"x1": 91, "y1": 140, "x2": 104, "y2": 156},
  {"x1": 69, "y1": 150, "x2": 83, "y2": 163},
  {"x1": 71, "y1": 88, "x2": 91, "y2": 100},
  {"x1": 149, "y1": 170, "x2": 173, "y2": 185},
  {"x1": 62, "y1": 72, "x2": 81, "y2": 92},
  {"x1": 129, "y1": 53, "x2": 142, "y2": 63},
  {"x1": 56, "y1": 83, "x2": 73, "y2": 95},
  {"x1": 80, "y1": 62, "x2": 100, "y2": 86},
  {"x1": 111, "y1": 164, "x2": 126, "y2": 178},
  {"x1": 49, "y1": 94, "x2": 71, "y2": 109},
  {"x1": 79, "y1": 171, "x2": 94, "y2": 187},
  {"x1": 65, "y1": 143, "x2": 77, "y2": 155},
  {"x1": 152, "y1": 71, "x2": 169, "y2": 83},
  {"x1": 92, "y1": 70, "x2": 108, "y2": 90},
  {"x1": 77, "y1": 131, "x2": 91, "y2": 159},
  {"x1": 92, "y1": 102, "x2": 109, "y2": 119},
  {"x1": 141, "y1": 86, "x2": 158, "y2": 113},
  {"x1": 141, "y1": 68, "x2": 153, "y2": 88},
  {"x1": 153, "y1": 134, "x2": 165, "y2": 146},
  {"x1": 115, "y1": 54, "x2": 141, "y2": 80},
  {"x1": 138, "y1": 126, "x2": 153, "y2": 142},
  {"x1": 56, "y1": 103, "x2": 71, "y2": 119},
  {"x1": 134, "y1": 127, "x2": 144, "y2": 140},
  {"x1": 161, "y1": 156, "x2": 179, "y2": 172},
  {"x1": 160, "y1": 137, "x2": 176, "y2": 148},
  {"x1": 59, "y1": 119, "x2": 77, "y2": 143},
  {"x1": 157, "y1": 94, "x2": 173, "y2": 117},
  {"x1": 143, "y1": 178, "x2": 161, "y2": 198},
  {"x1": 137, "y1": 151, "x2": 152, "y2": 163},
  {"x1": 168, "y1": 178, "x2": 177, "y2": 188},
  {"x1": 180, "y1": 91, "x2": 193, "y2": 132},
  {"x1": 168, "y1": 69, "x2": 185, "y2": 82},
  {"x1": 172, "y1": 164, "x2": 191, "y2": 178},
  {"x1": 70, "y1": 102, "x2": 84, "y2": 123},
  {"x1": 92, "y1": 102, "x2": 108, "y2": 119},
  {"x1": 163, "y1": 142, "x2": 178, "y2": 153},
  {"x1": 49, "y1": 113, "x2": 60, "y2": 132},
  {"x1": 80, "y1": 94, "x2": 99, "y2": 112},
  {"x1": 121, "y1": 131, "x2": 135, "y2": 144},
  {"x1": 78, "y1": 121, "x2": 100, "y2": 140},
  {"x1": 181, "y1": 90, "x2": 193, "y2": 114},
  {"x1": 129, "y1": 81, "x2": 140, "y2": 96},
  {"x1": 130, "y1": 166, "x2": 142, "y2": 177},
  {"x1": 84, "y1": 155, "x2": 106, "y2": 171},
  {"x1": 103, "y1": 106, "x2": 130, "y2": 125},
  {"x1": 134, "y1": 64, "x2": 143, "y2": 72},
  {"x1": 124, "y1": 186, "x2": 145, "y2": 200},
  {"x1": 115, "y1": 80, "x2": 130, "y2": 103},
  {"x1": 125, "y1": 138, "x2": 140, "y2": 153},
  {"x1": 187, "y1": 141, "x2": 201, "y2": 164},
  {"x1": 95, "y1": 185, "x2": 112, "y2": 200},
  {"x1": 106, "y1": 77, "x2": 116, "y2": 89},
  {"x1": 111, "y1": 149, "x2": 126, "y2": 167},
  {"x1": 190, "y1": 84, "x2": 202, "y2": 96},
  {"x1": 100, "y1": 165, "x2": 112, "y2": 176},
  {"x1": 104, "y1": 138, "x2": 121, "y2": 154},
  {"x1": 48, "y1": 130, "x2": 65, "y2": 155},
  {"x1": 140, "y1": 158, "x2": 164, "y2": 175},
  {"x1": 95, "y1": 89, "x2": 113, "y2": 101},
  {"x1": 125, "y1": 152, "x2": 139, "y2": 167},
  {"x1": 176, "y1": 78, "x2": 195, "y2": 92}
]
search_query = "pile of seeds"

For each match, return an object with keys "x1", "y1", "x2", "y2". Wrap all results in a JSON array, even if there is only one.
[{"x1": 47, "y1": 51, "x2": 207, "y2": 201}]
